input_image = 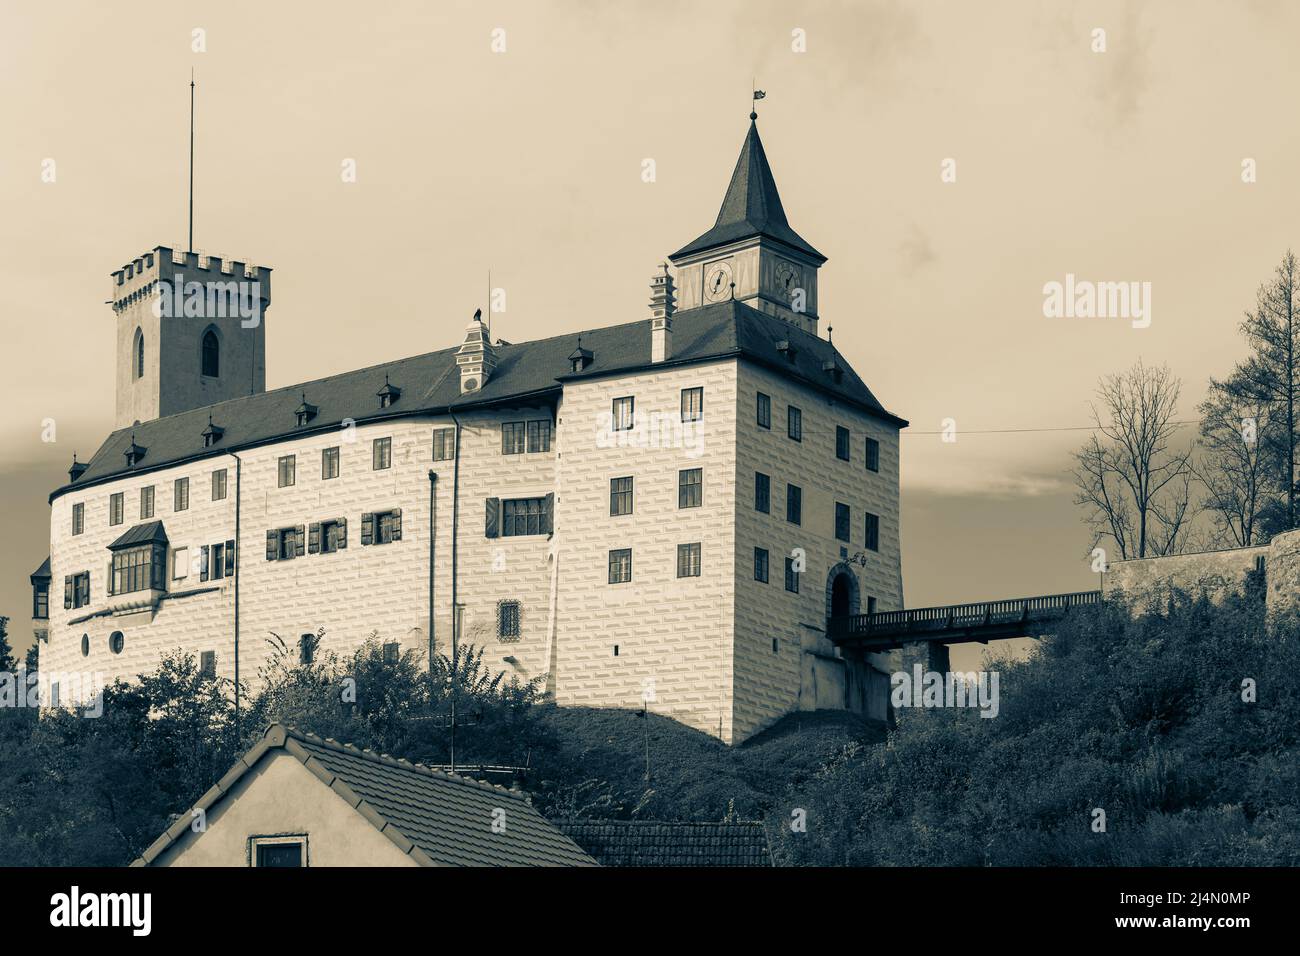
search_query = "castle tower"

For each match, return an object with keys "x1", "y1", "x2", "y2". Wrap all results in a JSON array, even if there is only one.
[
  {"x1": 668, "y1": 116, "x2": 826, "y2": 335},
  {"x1": 109, "y1": 246, "x2": 272, "y2": 429},
  {"x1": 455, "y1": 309, "x2": 497, "y2": 393}
]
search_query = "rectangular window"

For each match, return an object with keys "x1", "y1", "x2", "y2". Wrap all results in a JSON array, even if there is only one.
[
  {"x1": 33, "y1": 581, "x2": 49, "y2": 619},
  {"x1": 375, "y1": 510, "x2": 401, "y2": 545},
  {"x1": 321, "y1": 519, "x2": 344, "y2": 553},
  {"x1": 867, "y1": 596, "x2": 878, "y2": 615},
  {"x1": 836, "y1": 426, "x2": 851, "y2": 461},
  {"x1": 612, "y1": 397, "x2": 634, "y2": 432},
  {"x1": 72, "y1": 502, "x2": 84, "y2": 535},
  {"x1": 678, "y1": 468, "x2": 702, "y2": 509},
  {"x1": 498, "y1": 600, "x2": 521, "y2": 642},
  {"x1": 786, "y1": 484, "x2": 802, "y2": 525},
  {"x1": 271, "y1": 526, "x2": 303, "y2": 561},
  {"x1": 785, "y1": 557, "x2": 799, "y2": 594},
  {"x1": 278, "y1": 455, "x2": 296, "y2": 488},
  {"x1": 74, "y1": 572, "x2": 90, "y2": 608},
  {"x1": 866, "y1": 437, "x2": 880, "y2": 473},
  {"x1": 788, "y1": 406, "x2": 802, "y2": 442},
  {"x1": 372, "y1": 437, "x2": 392, "y2": 470},
  {"x1": 200, "y1": 651, "x2": 216, "y2": 680},
  {"x1": 501, "y1": 421, "x2": 526, "y2": 455},
  {"x1": 527, "y1": 420, "x2": 552, "y2": 453},
  {"x1": 382, "y1": 642, "x2": 400, "y2": 664},
  {"x1": 322, "y1": 446, "x2": 340, "y2": 480},
  {"x1": 757, "y1": 392, "x2": 771, "y2": 429},
  {"x1": 212, "y1": 469, "x2": 228, "y2": 501},
  {"x1": 253, "y1": 839, "x2": 305, "y2": 868},
  {"x1": 681, "y1": 387, "x2": 703, "y2": 423},
  {"x1": 608, "y1": 548, "x2": 632, "y2": 584},
  {"x1": 835, "y1": 502, "x2": 851, "y2": 542},
  {"x1": 109, "y1": 492, "x2": 124, "y2": 526},
  {"x1": 677, "y1": 542, "x2": 702, "y2": 578},
  {"x1": 866, "y1": 512, "x2": 880, "y2": 551},
  {"x1": 111, "y1": 543, "x2": 166, "y2": 595},
  {"x1": 610, "y1": 476, "x2": 634, "y2": 516},
  {"x1": 140, "y1": 485, "x2": 155, "y2": 519},
  {"x1": 502, "y1": 498, "x2": 546, "y2": 537},
  {"x1": 754, "y1": 547, "x2": 769, "y2": 583},
  {"x1": 210, "y1": 542, "x2": 226, "y2": 580},
  {"x1": 174, "y1": 477, "x2": 190, "y2": 512},
  {"x1": 754, "y1": 472, "x2": 770, "y2": 513},
  {"x1": 433, "y1": 427, "x2": 456, "y2": 461}
]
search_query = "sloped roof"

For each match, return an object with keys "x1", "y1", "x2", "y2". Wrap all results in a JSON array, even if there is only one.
[
  {"x1": 671, "y1": 120, "x2": 825, "y2": 263},
  {"x1": 108, "y1": 520, "x2": 169, "y2": 551},
  {"x1": 31, "y1": 556, "x2": 50, "y2": 582},
  {"x1": 133, "y1": 724, "x2": 596, "y2": 867},
  {"x1": 54, "y1": 301, "x2": 904, "y2": 502},
  {"x1": 555, "y1": 820, "x2": 772, "y2": 867}
]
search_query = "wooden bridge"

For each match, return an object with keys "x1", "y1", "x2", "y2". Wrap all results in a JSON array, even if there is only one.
[{"x1": 828, "y1": 590, "x2": 1103, "y2": 665}]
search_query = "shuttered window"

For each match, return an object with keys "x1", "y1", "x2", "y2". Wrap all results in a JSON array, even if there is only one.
[
  {"x1": 267, "y1": 526, "x2": 305, "y2": 560},
  {"x1": 310, "y1": 519, "x2": 347, "y2": 553},
  {"x1": 360, "y1": 510, "x2": 402, "y2": 546}
]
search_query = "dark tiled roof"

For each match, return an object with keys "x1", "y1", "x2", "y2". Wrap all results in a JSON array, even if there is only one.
[
  {"x1": 56, "y1": 301, "x2": 903, "y2": 501},
  {"x1": 670, "y1": 120, "x2": 825, "y2": 263},
  {"x1": 31, "y1": 556, "x2": 50, "y2": 582},
  {"x1": 108, "y1": 520, "x2": 169, "y2": 551},
  {"x1": 555, "y1": 820, "x2": 772, "y2": 867},
  {"x1": 134, "y1": 724, "x2": 596, "y2": 867}
]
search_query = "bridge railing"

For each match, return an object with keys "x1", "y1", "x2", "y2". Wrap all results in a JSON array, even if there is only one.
[{"x1": 830, "y1": 590, "x2": 1102, "y2": 639}]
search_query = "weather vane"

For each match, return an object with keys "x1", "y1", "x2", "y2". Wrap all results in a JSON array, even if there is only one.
[{"x1": 751, "y1": 83, "x2": 765, "y2": 120}]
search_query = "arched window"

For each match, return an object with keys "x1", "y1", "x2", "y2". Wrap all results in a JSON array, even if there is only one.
[
  {"x1": 133, "y1": 328, "x2": 144, "y2": 380},
  {"x1": 201, "y1": 328, "x2": 220, "y2": 378}
]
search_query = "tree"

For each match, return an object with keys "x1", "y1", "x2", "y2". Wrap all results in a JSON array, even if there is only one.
[
  {"x1": 1073, "y1": 361, "x2": 1196, "y2": 560},
  {"x1": 1196, "y1": 380, "x2": 1271, "y2": 546},
  {"x1": 0, "y1": 617, "x2": 12, "y2": 673}
]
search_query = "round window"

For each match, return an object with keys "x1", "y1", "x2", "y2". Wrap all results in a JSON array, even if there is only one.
[
  {"x1": 109, "y1": 631, "x2": 124, "y2": 655},
  {"x1": 81, "y1": 634, "x2": 89, "y2": 657},
  {"x1": 464, "y1": 377, "x2": 478, "y2": 391}
]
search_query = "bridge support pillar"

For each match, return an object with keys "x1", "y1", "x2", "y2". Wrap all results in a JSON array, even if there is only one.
[{"x1": 926, "y1": 642, "x2": 950, "y2": 674}]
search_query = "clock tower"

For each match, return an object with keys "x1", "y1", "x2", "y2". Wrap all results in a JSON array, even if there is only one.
[{"x1": 668, "y1": 114, "x2": 826, "y2": 335}]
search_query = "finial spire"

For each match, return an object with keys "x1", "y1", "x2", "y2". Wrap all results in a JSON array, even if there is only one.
[{"x1": 189, "y1": 70, "x2": 195, "y2": 254}]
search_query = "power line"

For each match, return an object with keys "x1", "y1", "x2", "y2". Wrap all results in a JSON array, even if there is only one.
[{"x1": 902, "y1": 420, "x2": 1201, "y2": 437}]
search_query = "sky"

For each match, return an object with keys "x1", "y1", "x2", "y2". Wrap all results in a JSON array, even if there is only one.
[{"x1": 4, "y1": 0, "x2": 1300, "y2": 669}]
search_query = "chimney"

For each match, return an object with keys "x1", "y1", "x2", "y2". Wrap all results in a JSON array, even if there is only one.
[
  {"x1": 456, "y1": 309, "x2": 498, "y2": 394},
  {"x1": 650, "y1": 264, "x2": 676, "y2": 363}
]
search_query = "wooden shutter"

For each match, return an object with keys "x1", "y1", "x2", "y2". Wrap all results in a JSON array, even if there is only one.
[
  {"x1": 543, "y1": 493, "x2": 554, "y2": 534},
  {"x1": 295, "y1": 525, "x2": 306, "y2": 557},
  {"x1": 391, "y1": 509, "x2": 402, "y2": 541},
  {"x1": 200, "y1": 545, "x2": 210, "y2": 582},
  {"x1": 485, "y1": 498, "x2": 500, "y2": 538},
  {"x1": 224, "y1": 540, "x2": 235, "y2": 577},
  {"x1": 266, "y1": 530, "x2": 278, "y2": 561},
  {"x1": 337, "y1": 518, "x2": 348, "y2": 549},
  {"x1": 361, "y1": 513, "x2": 374, "y2": 546},
  {"x1": 308, "y1": 523, "x2": 321, "y2": 554},
  {"x1": 64, "y1": 575, "x2": 73, "y2": 609}
]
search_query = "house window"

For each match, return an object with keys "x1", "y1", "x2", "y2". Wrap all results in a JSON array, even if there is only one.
[
  {"x1": 316, "y1": 519, "x2": 346, "y2": 553},
  {"x1": 754, "y1": 548, "x2": 769, "y2": 583},
  {"x1": 299, "y1": 634, "x2": 317, "y2": 665},
  {"x1": 608, "y1": 548, "x2": 632, "y2": 584},
  {"x1": 174, "y1": 477, "x2": 190, "y2": 512},
  {"x1": 757, "y1": 392, "x2": 771, "y2": 429},
  {"x1": 754, "y1": 473, "x2": 770, "y2": 513},
  {"x1": 133, "y1": 328, "x2": 144, "y2": 380},
  {"x1": 677, "y1": 542, "x2": 701, "y2": 578},
  {"x1": 109, "y1": 631, "x2": 124, "y2": 654},
  {"x1": 111, "y1": 543, "x2": 166, "y2": 595},
  {"x1": 610, "y1": 477, "x2": 633, "y2": 516},
  {"x1": 787, "y1": 406, "x2": 802, "y2": 442},
  {"x1": 252, "y1": 837, "x2": 306, "y2": 868},
  {"x1": 212, "y1": 469, "x2": 228, "y2": 501},
  {"x1": 836, "y1": 502, "x2": 851, "y2": 543},
  {"x1": 836, "y1": 426, "x2": 851, "y2": 461},
  {"x1": 372, "y1": 437, "x2": 392, "y2": 470},
  {"x1": 498, "y1": 600, "x2": 522, "y2": 642},
  {"x1": 501, "y1": 422, "x2": 526, "y2": 455},
  {"x1": 433, "y1": 428, "x2": 456, "y2": 461},
  {"x1": 502, "y1": 498, "x2": 546, "y2": 537},
  {"x1": 786, "y1": 484, "x2": 802, "y2": 525},
  {"x1": 199, "y1": 650, "x2": 216, "y2": 679},
  {"x1": 360, "y1": 510, "x2": 402, "y2": 546},
  {"x1": 33, "y1": 579, "x2": 49, "y2": 619},
  {"x1": 201, "y1": 329, "x2": 219, "y2": 377},
  {"x1": 866, "y1": 438, "x2": 880, "y2": 473},
  {"x1": 382, "y1": 642, "x2": 400, "y2": 664},
  {"x1": 268, "y1": 526, "x2": 304, "y2": 561},
  {"x1": 527, "y1": 420, "x2": 551, "y2": 453},
  {"x1": 50, "y1": 682, "x2": 60, "y2": 706},
  {"x1": 322, "y1": 446, "x2": 340, "y2": 480},
  {"x1": 71, "y1": 572, "x2": 90, "y2": 608},
  {"x1": 140, "y1": 485, "x2": 154, "y2": 519},
  {"x1": 109, "y1": 492, "x2": 123, "y2": 526},
  {"x1": 72, "y1": 502, "x2": 84, "y2": 535},
  {"x1": 866, "y1": 513, "x2": 880, "y2": 551},
  {"x1": 203, "y1": 542, "x2": 228, "y2": 581},
  {"x1": 612, "y1": 396, "x2": 634, "y2": 431},
  {"x1": 785, "y1": 557, "x2": 799, "y2": 594},
  {"x1": 278, "y1": 455, "x2": 296, "y2": 488},
  {"x1": 80, "y1": 634, "x2": 89, "y2": 657},
  {"x1": 681, "y1": 387, "x2": 703, "y2": 423},
  {"x1": 678, "y1": 468, "x2": 702, "y2": 509}
]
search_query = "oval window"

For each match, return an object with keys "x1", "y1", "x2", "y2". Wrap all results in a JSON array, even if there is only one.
[
  {"x1": 109, "y1": 631, "x2": 124, "y2": 655},
  {"x1": 81, "y1": 634, "x2": 89, "y2": 657}
]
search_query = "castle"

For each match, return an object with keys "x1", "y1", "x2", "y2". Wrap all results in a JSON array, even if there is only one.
[{"x1": 32, "y1": 115, "x2": 907, "y2": 744}]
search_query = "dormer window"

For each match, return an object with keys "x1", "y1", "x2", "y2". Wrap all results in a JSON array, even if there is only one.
[
  {"x1": 776, "y1": 340, "x2": 797, "y2": 363},
  {"x1": 295, "y1": 394, "x2": 318, "y2": 428},
  {"x1": 201, "y1": 416, "x2": 225, "y2": 448},
  {"x1": 377, "y1": 376, "x2": 401, "y2": 410},
  {"x1": 124, "y1": 436, "x2": 146, "y2": 467},
  {"x1": 569, "y1": 341, "x2": 594, "y2": 374},
  {"x1": 822, "y1": 359, "x2": 844, "y2": 383}
]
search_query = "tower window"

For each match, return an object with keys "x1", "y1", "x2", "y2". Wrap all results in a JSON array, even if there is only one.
[
  {"x1": 866, "y1": 438, "x2": 880, "y2": 472},
  {"x1": 787, "y1": 405, "x2": 802, "y2": 442},
  {"x1": 72, "y1": 502, "x2": 84, "y2": 535},
  {"x1": 756, "y1": 392, "x2": 771, "y2": 429},
  {"x1": 133, "y1": 328, "x2": 144, "y2": 380},
  {"x1": 201, "y1": 329, "x2": 220, "y2": 378},
  {"x1": 498, "y1": 600, "x2": 522, "y2": 642},
  {"x1": 109, "y1": 492, "x2": 124, "y2": 526},
  {"x1": 501, "y1": 422, "x2": 526, "y2": 455},
  {"x1": 836, "y1": 502, "x2": 851, "y2": 542},
  {"x1": 786, "y1": 484, "x2": 802, "y2": 525},
  {"x1": 865, "y1": 513, "x2": 880, "y2": 551},
  {"x1": 754, "y1": 548, "x2": 769, "y2": 583},
  {"x1": 836, "y1": 426, "x2": 851, "y2": 461}
]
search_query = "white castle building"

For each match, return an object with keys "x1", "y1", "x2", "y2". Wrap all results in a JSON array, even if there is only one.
[{"x1": 33, "y1": 117, "x2": 907, "y2": 744}]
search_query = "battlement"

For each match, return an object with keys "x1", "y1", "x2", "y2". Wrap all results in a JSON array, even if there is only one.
[{"x1": 110, "y1": 245, "x2": 272, "y2": 314}]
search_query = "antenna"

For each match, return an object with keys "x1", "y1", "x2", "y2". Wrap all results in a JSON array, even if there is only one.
[
  {"x1": 486, "y1": 269, "x2": 492, "y2": 341},
  {"x1": 188, "y1": 70, "x2": 195, "y2": 254}
]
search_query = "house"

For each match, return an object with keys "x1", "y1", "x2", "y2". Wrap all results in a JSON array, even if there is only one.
[
  {"x1": 556, "y1": 820, "x2": 772, "y2": 867},
  {"x1": 133, "y1": 723, "x2": 596, "y2": 867},
  {"x1": 38, "y1": 111, "x2": 906, "y2": 743}
]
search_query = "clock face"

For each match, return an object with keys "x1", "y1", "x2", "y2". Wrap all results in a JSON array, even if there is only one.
[
  {"x1": 775, "y1": 261, "x2": 800, "y2": 295},
  {"x1": 704, "y1": 262, "x2": 733, "y2": 302}
]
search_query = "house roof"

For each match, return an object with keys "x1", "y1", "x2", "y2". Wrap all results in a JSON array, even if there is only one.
[
  {"x1": 31, "y1": 556, "x2": 50, "y2": 583},
  {"x1": 53, "y1": 300, "x2": 904, "y2": 502},
  {"x1": 670, "y1": 120, "x2": 825, "y2": 263},
  {"x1": 555, "y1": 820, "x2": 773, "y2": 867},
  {"x1": 133, "y1": 724, "x2": 597, "y2": 867},
  {"x1": 108, "y1": 520, "x2": 169, "y2": 551}
]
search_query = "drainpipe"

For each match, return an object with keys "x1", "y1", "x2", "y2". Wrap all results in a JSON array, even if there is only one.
[
  {"x1": 447, "y1": 407, "x2": 464, "y2": 772},
  {"x1": 232, "y1": 451, "x2": 243, "y2": 741},
  {"x1": 427, "y1": 470, "x2": 437, "y2": 674}
]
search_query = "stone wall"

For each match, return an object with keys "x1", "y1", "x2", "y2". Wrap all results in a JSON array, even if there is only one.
[{"x1": 1105, "y1": 544, "x2": 1267, "y2": 611}]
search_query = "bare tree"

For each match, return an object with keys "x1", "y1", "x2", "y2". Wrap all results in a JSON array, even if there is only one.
[
  {"x1": 1195, "y1": 379, "x2": 1271, "y2": 547},
  {"x1": 1073, "y1": 360, "x2": 1196, "y2": 560}
]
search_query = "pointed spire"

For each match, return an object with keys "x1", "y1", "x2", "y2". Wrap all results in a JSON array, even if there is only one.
[{"x1": 670, "y1": 119, "x2": 824, "y2": 263}]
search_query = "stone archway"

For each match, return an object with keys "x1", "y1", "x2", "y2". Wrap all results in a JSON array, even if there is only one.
[{"x1": 825, "y1": 562, "x2": 861, "y2": 623}]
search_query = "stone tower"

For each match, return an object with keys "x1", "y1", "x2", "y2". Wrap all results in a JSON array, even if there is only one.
[{"x1": 109, "y1": 246, "x2": 272, "y2": 429}]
